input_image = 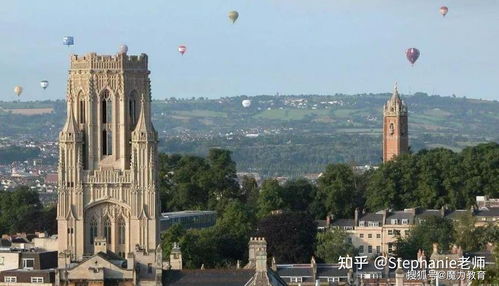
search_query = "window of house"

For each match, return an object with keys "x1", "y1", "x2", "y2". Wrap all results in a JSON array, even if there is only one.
[
  {"x1": 376, "y1": 246, "x2": 381, "y2": 253},
  {"x1": 359, "y1": 221, "x2": 365, "y2": 227},
  {"x1": 102, "y1": 90, "x2": 112, "y2": 124},
  {"x1": 31, "y1": 277, "x2": 44, "y2": 283},
  {"x1": 328, "y1": 277, "x2": 339, "y2": 282},
  {"x1": 376, "y1": 234, "x2": 381, "y2": 238},
  {"x1": 388, "y1": 243, "x2": 394, "y2": 253},
  {"x1": 368, "y1": 234, "x2": 372, "y2": 238},
  {"x1": 23, "y1": 258, "x2": 35, "y2": 269},
  {"x1": 290, "y1": 277, "x2": 303, "y2": 283},
  {"x1": 0, "y1": 256, "x2": 4, "y2": 265},
  {"x1": 401, "y1": 219, "x2": 409, "y2": 224},
  {"x1": 359, "y1": 234, "x2": 364, "y2": 238},
  {"x1": 394, "y1": 230, "x2": 401, "y2": 236},
  {"x1": 388, "y1": 230, "x2": 393, "y2": 235},
  {"x1": 4, "y1": 277, "x2": 16, "y2": 283},
  {"x1": 359, "y1": 245, "x2": 364, "y2": 253},
  {"x1": 391, "y1": 219, "x2": 398, "y2": 225},
  {"x1": 368, "y1": 246, "x2": 372, "y2": 253}
]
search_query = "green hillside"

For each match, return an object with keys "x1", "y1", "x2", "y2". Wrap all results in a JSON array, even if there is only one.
[{"x1": 1, "y1": 93, "x2": 498, "y2": 176}]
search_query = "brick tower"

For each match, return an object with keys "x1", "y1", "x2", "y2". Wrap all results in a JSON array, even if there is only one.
[{"x1": 383, "y1": 84, "x2": 408, "y2": 162}]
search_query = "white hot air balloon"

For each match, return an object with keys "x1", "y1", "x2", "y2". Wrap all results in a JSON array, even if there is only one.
[
  {"x1": 40, "y1": 80, "x2": 49, "y2": 90},
  {"x1": 242, "y1": 99, "x2": 251, "y2": 108},
  {"x1": 14, "y1": 86, "x2": 23, "y2": 97},
  {"x1": 119, "y1": 44, "x2": 128, "y2": 54}
]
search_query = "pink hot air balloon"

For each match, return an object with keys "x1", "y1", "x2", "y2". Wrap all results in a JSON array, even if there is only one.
[
  {"x1": 406, "y1": 48, "x2": 420, "y2": 66},
  {"x1": 440, "y1": 6, "x2": 449, "y2": 17},
  {"x1": 178, "y1": 45, "x2": 187, "y2": 56}
]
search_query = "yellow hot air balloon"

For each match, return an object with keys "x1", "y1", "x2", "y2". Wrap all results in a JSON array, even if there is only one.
[
  {"x1": 228, "y1": 10, "x2": 239, "y2": 24},
  {"x1": 14, "y1": 86, "x2": 23, "y2": 97}
]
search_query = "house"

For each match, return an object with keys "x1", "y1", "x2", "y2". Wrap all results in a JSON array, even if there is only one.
[
  {"x1": 163, "y1": 237, "x2": 288, "y2": 286},
  {"x1": 0, "y1": 249, "x2": 57, "y2": 285}
]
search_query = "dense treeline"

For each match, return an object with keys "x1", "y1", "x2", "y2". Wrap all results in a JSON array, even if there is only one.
[
  {"x1": 0, "y1": 146, "x2": 41, "y2": 164},
  {"x1": 159, "y1": 142, "x2": 498, "y2": 268},
  {"x1": 0, "y1": 187, "x2": 56, "y2": 235},
  {"x1": 366, "y1": 142, "x2": 499, "y2": 211}
]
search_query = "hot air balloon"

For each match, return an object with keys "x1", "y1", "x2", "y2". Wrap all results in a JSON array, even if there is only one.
[
  {"x1": 40, "y1": 80, "x2": 49, "y2": 90},
  {"x1": 119, "y1": 44, "x2": 128, "y2": 54},
  {"x1": 14, "y1": 86, "x2": 23, "y2": 97},
  {"x1": 406, "y1": 48, "x2": 420, "y2": 66},
  {"x1": 242, "y1": 99, "x2": 251, "y2": 108},
  {"x1": 63, "y1": 36, "x2": 74, "y2": 47},
  {"x1": 228, "y1": 11, "x2": 239, "y2": 24},
  {"x1": 178, "y1": 45, "x2": 187, "y2": 56},
  {"x1": 440, "y1": 6, "x2": 449, "y2": 17}
]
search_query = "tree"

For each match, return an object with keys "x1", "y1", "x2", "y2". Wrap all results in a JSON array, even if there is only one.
[
  {"x1": 256, "y1": 211, "x2": 317, "y2": 263},
  {"x1": 240, "y1": 176, "x2": 259, "y2": 208},
  {"x1": 315, "y1": 164, "x2": 359, "y2": 218},
  {"x1": 256, "y1": 179, "x2": 285, "y2": 218},
  {"x1": 281, "y1": 178, "x2": 316, "y2": 213},
  {"x1": 395, "y1": 216, "x2": 455, "y2": 259},
  {"x1": 315, "y1": 229, "x2": 357, "y2": 263},
  {"x1": 0, "y1": 186, "x2": 44, "y2": 234},
  {"x1": 453, "y1": 212, "x2": 478, "y2": 251}
]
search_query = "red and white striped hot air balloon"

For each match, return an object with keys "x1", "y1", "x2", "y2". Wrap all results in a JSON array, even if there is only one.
[
  {"x1": 178, "y1": 45, "x2": 187, "y2": 56},
  {"x1": 440, "y1": 6, "x2": 449, "y2": 17}
]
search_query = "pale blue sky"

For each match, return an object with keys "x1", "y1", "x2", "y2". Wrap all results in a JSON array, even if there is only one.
[{"x1": 1, "y1": 0, "x2": 498, "y2": 101}]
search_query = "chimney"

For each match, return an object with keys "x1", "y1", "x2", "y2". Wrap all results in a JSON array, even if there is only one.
[
  {"x1": 395, "y1": 267, "x2": 404, "y2": 286},
  {"x1": 326, "y1": 214, "x2": 332, "y2": 228},
  {"x1": 246, "y1": 237, "x2": 267, "y2": 269},
  {"x1": 127, "y1": 253, "x2": 135, "y2": 270},
  {"x1": 354, "y1": 208, "x2": 359, "y2": 226},
  {"x1": 255, "y1": 245, "x2": 268, "y2": 273},
  {"x1": 94, "y1": 237, "x2": 107, "y2": 255},
  {"x1": 271, "y1": 257, "x2": 277, "y2": 271},
  {"x1": 170, "y1": 242, "x2": 183, "y2": 270},
  {"x1": 311, "y1": 256, "x2": 317, "y2": 281}
]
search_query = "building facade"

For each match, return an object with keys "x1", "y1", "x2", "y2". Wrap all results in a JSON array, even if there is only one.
[
  {"x1": 57, "y1": 50, "x2": 161, "y2": 284},
  {"x1": 383, "y1": 84, "x2": 409, "y2": 162}
]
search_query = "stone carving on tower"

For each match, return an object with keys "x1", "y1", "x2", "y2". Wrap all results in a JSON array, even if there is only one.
[
  {"x1": 383, "y1": 83, "x2": 409, "y2": 162},
  {"x1": 57, "y1": 50, "x2": 161, "y2": 284}
]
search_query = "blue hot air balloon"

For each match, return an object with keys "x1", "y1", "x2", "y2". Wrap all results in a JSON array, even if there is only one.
[{"x1": 63, "y1": 36, "x2": 74, "y2": 47}]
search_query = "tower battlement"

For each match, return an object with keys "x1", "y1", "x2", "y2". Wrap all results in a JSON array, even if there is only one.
[{"x1": 70, "y1": 52, "x2": 148, "y2": 71}]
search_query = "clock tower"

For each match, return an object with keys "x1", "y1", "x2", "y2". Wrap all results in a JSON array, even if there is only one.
[{"x1": 383, "y1": 84, "x2": 409, "y2": 162}]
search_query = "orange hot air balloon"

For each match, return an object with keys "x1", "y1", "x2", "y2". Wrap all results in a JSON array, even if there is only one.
[
  {"x1": 440, "y1": 6, "x2": 449, "y2": 17},
  {"x1": 178, "y1": 45, "x2": 187, "y2": 56}
]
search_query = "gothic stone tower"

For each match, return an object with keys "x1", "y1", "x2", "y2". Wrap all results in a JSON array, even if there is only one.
[
  {"x1": 383, "y1": 84, "x2": 408, "y2": 162},
  {"x1": 57, "y1": 51, "x2": 160, "y2": 276}
]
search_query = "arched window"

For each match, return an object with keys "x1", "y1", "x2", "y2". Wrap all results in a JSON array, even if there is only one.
[
  {"x1": 102, "y1": 130, "x2": 113, "y2": 156},
  {"x1": 89, "y1": 219, "x2": 97, "y2": 244},
  {"x1": 118, "y1": 218, "x2": 126, "y2": 245},
  {"x1": 103, "y1": 217, "x2": 111, "y2": 244},
  {"x1": 129, "y1": 91, "x2": 137, "y2": 128},
  {"x1": 101, "y1": 90, "x2": 112, "y2": 124},
  {"x1": 78, "y1": 94, "x2": 85, "y2": 124}
]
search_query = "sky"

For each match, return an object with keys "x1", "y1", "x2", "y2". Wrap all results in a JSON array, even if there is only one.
[{"x1": 1, "y1": 0, "x2": 498, "y2": 101}]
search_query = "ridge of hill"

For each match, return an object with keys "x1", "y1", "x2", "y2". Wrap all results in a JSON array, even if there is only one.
[{"x1": 1, "y1": 93, "x2": 498, "y2": 176}]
